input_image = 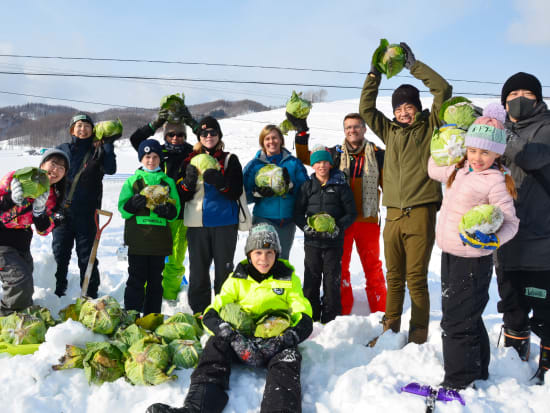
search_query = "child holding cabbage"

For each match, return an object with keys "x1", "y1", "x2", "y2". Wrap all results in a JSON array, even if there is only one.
[
  {"x1": 146, "y1": 223, "x2": 313, "y2": 413},
  {"x1": 0, "y1": 149, "x2": 69, "y2": 315},
  {"x1": 294, "y1": 146, "x2": 357, "y2": 323},
  {"x1": 118, "y1": 139, "x2": 180, "y2": 316},
  {"x1": 427, "y1": 103, "x2": 519, "y2": 390}
]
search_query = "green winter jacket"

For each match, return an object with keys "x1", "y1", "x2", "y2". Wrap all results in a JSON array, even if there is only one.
[
  {"x1": 359, "y1": 61, "x2": 452, "y2": 209},
  {"x1": 118, "y1": 168, "x2": 180, "y2": 256},
  {"x1": 204, "y1": 259, "x2": 313, "y2": 334}
]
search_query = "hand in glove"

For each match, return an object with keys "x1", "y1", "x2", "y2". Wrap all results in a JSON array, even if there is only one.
[
  {"x1": 150, "y1": 108, "x2": 170, "y2": 130},
  {"x1": 203, "y1": 169, "x2": 227, "y2": 191},
  {"x1": 10, "y1": 178, "x2": 25, "y2": 206},
  {"x1": 369, "y1": 61, "x2": 381, "y2": 76},
  {"x1": 124, "y1": 194, "x2": 147, "y2": 214},
  {"x1": 258, "y1": 330, "x2": 299, "y2": 362},
  {"x1": 460, "y1": 230, "x2": 499, "y2": 250},
  {"x1": 32, "y1": 190, "x2": 50, "y2": 216},
  {"x1": 153, "y1": 203, "x2": 177, "y2": 220},
  {"x1": 303, "y1": 224, "x2": 319, "y2": 238},
  {"x1": 181, "y1": 164, "x2": 199, "y2": 192},
  {"x1": 286, "y1": 112, "x2": 309, "y2": 133},
  {"x1": 282, "y1": 167, "x2": 293, "y2": 193},
  {"x1": 253, "y1": 186, "x2": 275, "y2": 198},
  {"x1": 322, "y1": 225, "x2": 340, "y2": 240},
  {"x1": 230, "y1": 332, "x2": 264, "y2": 367},
  {"x1": 217, "y1": 322, "x2": 236, "y2": 342},
  {"x1": 176, "y1": 104, "x2": 195, "y2": 126},
  {"x1": 399, "y1": 42, "x2": 416, "y2": 70}
]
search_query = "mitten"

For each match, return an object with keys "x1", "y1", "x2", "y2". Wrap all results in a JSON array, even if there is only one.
[
  {"x1": 124, "y1": 194, "x2": 147, "y2": 214},
  {"x1": 230, "y1": 332, "x2": 264, "y2": 367},
  {"x1": 253, "y1": 186, "x2": 275, "y2": 198},
  {"x1": 258, "y1": 330, "x2": 299, "y2": 362},
  {"x1": 399, "y1": 42, "x2": 416, "y2": 70},
  {"x1": 150, "y1": 108, "x2": 170, "y2": 130},
  {"x1": 203, "y1": 169, "x2": 227, "y2": 191},
  {"x1": 181, "y1": 164, "x2": 199, "y2": 192},
  {"x1": 303, "y1": 224, "x2": 318, "y2": 238},
  {"x1": 460, "y1": 230, "x2": 499, "y2": 250},
  {"x1": 153, "y1": 203, "x2": 177, "y2": 220},
  {"x1": 32, "y1": 190, "x2": 50, "y2": 216},
  {"x1": 10, "y1": 178, "x2": 25, "y2": 206},
  {"x1": 286, "y1": 112, "x2": 309, "y2": 133},
  {"x1": 369, "y1": 61, "x2": 381, "y2": 76},
  {"x1": 282, "y1": 167, "x2": 293, "y2": 193}
]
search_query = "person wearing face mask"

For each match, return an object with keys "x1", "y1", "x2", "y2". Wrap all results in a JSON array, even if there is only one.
[
  {"x1": 176, "y1": 116, "x2": 244, "y2": 314},
  {"x1": 359, "y1": 42, "x2": 452, "y2": 345},
  {"x1": 130, "y1": 106, "x2": 195, "y2": 302},
  {"x1": 496, "y1": 72, "x2": 550, "y2": 384}
]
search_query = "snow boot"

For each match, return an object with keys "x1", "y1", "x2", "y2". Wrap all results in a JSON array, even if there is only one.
[
  {"x1": 54, "y1": 279, "x2": 67, "y2": 297},
  {"x1": 146, "y1": 404, "x2": 189, "y2": 413},
  {"x1": 502, "y1": 326, "x2": 530, "y2": 361},
  {"x1": 146, "y1": 383, "x2": 228, "y2": 413},
  {"x1": 408, "y1": 326, "x2": 428, "y2": 345},
  {"x1": 367, "y1": 316, "x2": 401, "y2": 347},
  {"x1": 530, "y1": 342, "x2": 550, "y2": 385}
]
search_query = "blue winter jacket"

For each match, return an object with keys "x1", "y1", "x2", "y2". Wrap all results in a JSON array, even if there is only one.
[{"x1": 243, "y1": 148, "x2": 308, "y2": 221}]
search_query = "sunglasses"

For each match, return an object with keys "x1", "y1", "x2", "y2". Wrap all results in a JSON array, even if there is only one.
[
  {"x1": 166, "y1": 132, "x2": 185, "y2": 138},
  {"x1": 200, "y1": 129, "x2": 219, "y2": 138}
]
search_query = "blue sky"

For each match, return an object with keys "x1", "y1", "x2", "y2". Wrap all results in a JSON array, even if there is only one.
[{"x1": 1, "y1": 0, "x2": 549, "y2": 111}]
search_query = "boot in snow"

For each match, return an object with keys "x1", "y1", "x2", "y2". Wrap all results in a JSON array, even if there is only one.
[
  {"x1": 146, "y1": 404, "x2": 188, "y2": 413},
  {"x1": 367, "y1": 316, "x2": 401, "y2": 347},
  {"x1": 408, "y1": 326, "x2": 428, "y2": 345},
  {"x1": 502, "y1": 326, "x2": 530, "y2": 361},
  {"x1": 530, "y1": 343, "x2": 550, "y2": 385},
  {"x1": 146, "y1": 383, "x2": 228, "y2": 413}
]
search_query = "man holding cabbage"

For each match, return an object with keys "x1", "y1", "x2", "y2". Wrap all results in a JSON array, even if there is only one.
[{"x1": 360, "y1": 41, "x2": 452, "y2": 344}]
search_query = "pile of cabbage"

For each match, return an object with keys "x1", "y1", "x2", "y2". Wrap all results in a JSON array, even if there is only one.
[
  {"x1": 279, "y1": 91, "x2": 312, "y2": 135},
  {"x1": 93, "y1": 119, "x2": 123, "y2": 141},
  {"x1": 51, "y1": 296, "x2": 204, "y2": 386},
  {"x1": 307, "y1": 212, "x2": 336, "y2": 234},
  {"x1": 431, "y1": 96, "x2": 481, "y2": 166},
  {"x1": 458, "y1": 204, "x2": 504, "y2": 236},
  {"x1": 371, "y1": 39, "x2": 405, "y2": 79},
  {"x1": 13, "y1": 167, "x2": 50, "y2": 199},
  {"x1": 190, "y1": 153, "x2": 221, "y2": 182},
  {"x1": 160, "y1": 92, "x2": 187, "y2": 124},
  {"x1": 220, "y1": 303, "x2": 291, "y2": 339},
  {"x1": 254, "y1": 164, "x2": 288, "y2": 196}
]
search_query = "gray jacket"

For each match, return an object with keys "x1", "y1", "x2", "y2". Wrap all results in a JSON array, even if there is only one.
[{"x1": 497, "y1": 101, "x2": 550, "y2": 271}]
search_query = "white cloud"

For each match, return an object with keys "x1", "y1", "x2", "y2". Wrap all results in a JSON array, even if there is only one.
[{"x1": 508, "y1": 0, "x2": 550, "y2": 45}]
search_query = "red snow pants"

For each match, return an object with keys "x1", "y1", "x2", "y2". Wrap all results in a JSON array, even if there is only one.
[{"x1": 340, "y1": 221, "x2": 386, "y2": 314}]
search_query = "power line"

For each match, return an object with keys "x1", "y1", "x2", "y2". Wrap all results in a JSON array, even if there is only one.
[{"x1": 0, "y1": 90, "x2": 144, "y2": 108}]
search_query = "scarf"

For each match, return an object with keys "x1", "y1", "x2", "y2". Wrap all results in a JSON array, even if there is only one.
[{"x1": 339, "y1": 139, "x2": 379, "y2": 218}]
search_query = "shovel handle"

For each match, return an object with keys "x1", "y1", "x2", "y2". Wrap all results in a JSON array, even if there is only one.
[{"x1": 94, "y1": 209, "x2": 113, "y2": 238}]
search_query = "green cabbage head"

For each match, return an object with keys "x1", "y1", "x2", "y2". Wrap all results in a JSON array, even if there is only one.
[
  {"x1": 165, "y1": 313, "x2": 203, "y2": 337},
  {"x1": 79, "y1": 296, "x2": 124, "y2": 335},
  {"x1": 459, "y1": 204, "x2": 504, "y2": 235},
  {"x1": 255, "y1": 164, "x2": 287, "y2": 196},
  {"x1": 83, "y1": 342, "x2": 125, "y2": 385},
  {"x1": 430, "y1": 125, "x2": 466, "y2": 166},
  {"x1": 307, "y1": 212, "x2": 336, "y2": 233},
  {"x1": 0, "y1": 313, "x2": 47, "y2": 345},
  {"x1": 124, "y1": 337, "x2": 176, "y2": 385},
  {"x1": 160, "y1": 92, "x2": 186, "y2": 124},
  {"x1": 154, "y1": 322, "x2": 197, "y2": 343},
  {"x1": 169, "y1": 339, "x2": 203, "y2": 369},
  {"x1": 112, "y1": 324, "x2": 151, "y2": 353},
  {"x1": 13, "y1": 167, "x2": 50, "y2": 199},
  {"x1": 190, "y1": 153, "x2": 221, "y2": 181},
  {"x1": 286, "y1": 91, "x2": 312, "y2": 119},
  {"x1": 52, "y1": 344, "x2": 86, "y2": 370},
  {"x1": 140, "y1": 185, "x2": 172, "y2": 210},
  {"x1": 372, "y1": 39, "x2": 405, "y2": 79},
  {"x1": 254, "y1": 312, "x2": 291, "y2": 339},
  {"x1": 439, "y1": 97, "x2": 478, "y2": 130},
  {"x1": 219, "y1": 303, "x2": 256, "y2": 337},
  {"x1": 93, "y1": 119, "x2": 123, "y2": 141}
]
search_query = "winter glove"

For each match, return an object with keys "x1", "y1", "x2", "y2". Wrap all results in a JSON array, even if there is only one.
[
  {"x1": 253, "y1": 185, "x2": 275, "y2": 198},
  {"x1": 124, "y1": 194, "x2": 147, "y2": 214},
  {"x1": 176, "y1": 104, "x2": 196, "y2": 128},
  {"x1": 282, "y1": 167, "x2": 293, "y2": 193},
  {"x1": 230, "y1": 332, "x2": 264, "y2": 367},
  {"x1": 460, "y1": 230, "x2": 500, "y2": 250},
  {"x1": 153, "y1": 203, "x2": 177, "y2": 220},
  {"x1": 400, "y1": 42, "x2": 416, "y2": 70},
  {"x1": 32, "y1": 190, "x2": 49, "y2": 216},
  {"x1": 257, "y1": 330, "x2": 299, "y2": 362},
  {"x1": 303, "y1": 224, "x2": 319, "y2": 238},
  {"x1": 286, "y1": 112, "x2": 309, "y2": 133},
  {"x1": 150, "y1": 108, "x2": 170, "y2": 131},
  {"x1": 181, "y1": 164, "x2": 199, "y2": 192},
  {"x1": 369, "y1": 61, "x2": 381, "y2": 76},
  {"x1": 217, "y1": 322, "x2": 236, "y2": 342},
  {"x1": 203, "y1": 169, "x2": 227, "y2": 191},
  {"x1": 322, "y1": 225, "x2": 340, "y2": 240},
  {"x1": 10, "y1": 178, "x2": 25, "y2": 206},
  {"x1": 52, "y1": 210, "x2": 66, "y2": 227}
]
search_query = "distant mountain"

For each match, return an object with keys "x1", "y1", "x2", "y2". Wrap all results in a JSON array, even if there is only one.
[{"x1": 0, "y1": 99, "x2": 271, "y2": 147}]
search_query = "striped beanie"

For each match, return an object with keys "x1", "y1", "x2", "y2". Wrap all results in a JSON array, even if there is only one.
[{"x1": 465, "y1": 103, "x2": 507, "y2": 155}]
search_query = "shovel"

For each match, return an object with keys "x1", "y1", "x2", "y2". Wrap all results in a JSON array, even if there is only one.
[
  {"x1": 400, "y1": 382, "x2": 465, "y2": 412},
  {"x1": 81, "y1": 209, "x2": 113, "y2": 298}
]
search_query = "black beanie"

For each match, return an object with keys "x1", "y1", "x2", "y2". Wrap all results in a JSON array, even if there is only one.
[
  {"x1": 501, "y1": 72, "x2": 542, "y2": 105},
  {"x1": 197, "y1": 116, "x2": 223, "y2": 140},
  {"x1": 392, "y1": 84, "x2": 422, "y2": 112}
]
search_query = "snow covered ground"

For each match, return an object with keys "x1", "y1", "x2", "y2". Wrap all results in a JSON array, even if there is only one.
[{"x1": 1, "y1": 97, "x2": 549, "y2": 413}]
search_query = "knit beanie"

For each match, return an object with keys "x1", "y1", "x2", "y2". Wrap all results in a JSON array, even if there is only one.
[
  {"x1": 69, "y1": 113, "x2": 94, "y2": 129},
  {"x1": 163, "y1": 122, "x2": 187, "y2": 138},
  {"x1": 392, "y1": 84, "x2": 422, "y2": 112},
  {"x1": 138, "y1": 139, "x2": 163, "y2": 161},
  {"x1": 244, "y1": 223, "x2": 281, "y2": 255},
  {"x1": 501, "y1": 72, "x2": 542, "y2": 105},
  {"x1": 309, "y1": 146, "x2": 333, "y2": 166},
  {"x1": 197, "y1": 116, "x2": 223, "y2": 140},
  {"x1": 465, "y1": 103, "x2": 507, "y2": 155},
  {"x1": 40, "y1": 148, "x2": 70, "y2": 170}
]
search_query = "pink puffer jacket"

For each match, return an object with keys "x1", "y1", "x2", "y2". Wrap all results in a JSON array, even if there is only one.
[
  {"x1": 0, "y1": 171, "x2": 57, "y2": 235},
  {"x1": 428, "y1": 157, "x2": 519, "y2": 258}
]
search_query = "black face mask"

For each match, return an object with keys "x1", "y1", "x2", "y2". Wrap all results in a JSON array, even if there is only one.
[{"x1": 507, "y1": 96, "x2": 537, "y2": 121}]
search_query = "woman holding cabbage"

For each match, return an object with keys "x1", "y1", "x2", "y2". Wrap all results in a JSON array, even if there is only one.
[
  {"x1": 0, "y1": 149, "x2": 69, "y2": 315},
  {"x1": 243, "y1": 124, "x2": 308, "y2": 260},
  {"x1": 176, "y1": 116, "x2": 243, "y2": 315}
]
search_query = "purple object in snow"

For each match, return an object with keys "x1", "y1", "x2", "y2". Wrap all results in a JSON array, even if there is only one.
[
  {"x1": 437, "y1": 387, "x2": 465, "y2": 405},
  {"x1": 400, "y1": 382, "x2": 465, "y2": 406}
]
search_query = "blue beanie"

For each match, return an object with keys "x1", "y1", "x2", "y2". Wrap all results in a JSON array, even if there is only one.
[
  {"x1": 310, "y1": 147, "x2": 333, "y2": 166},
  {"x1": 138, "y1": 139, "x2": 163, "y2": 161}
]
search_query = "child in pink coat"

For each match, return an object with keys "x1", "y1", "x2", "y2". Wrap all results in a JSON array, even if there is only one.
[{"x1": 428, "y1": 103, "x2": 519, "y2": 390}]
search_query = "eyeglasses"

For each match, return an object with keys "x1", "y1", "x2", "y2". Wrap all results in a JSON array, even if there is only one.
[
  {"x1": 165, "y1": 132, "x2": 185, "y2": 138},
  {"x1": 200, "y1": 129, "x2": 219, "y2": 138},
  {"x1": 43, "y1": 161, "x2": 66, "y2": 172}
]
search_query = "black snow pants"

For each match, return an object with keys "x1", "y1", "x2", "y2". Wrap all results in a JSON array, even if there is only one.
[
  {"x1": 0, "y1": 246, "x2": 33, "y2": 315},
  {"x1": 496, "y1": 268, "x2": 550, "y2": 342},
  {"x1": 188, "y1": 335, "x2": 303, "y2": 413},
  {"x1": 440, "y1": 252, "x2": 492, "y2": 387},
  {"x1": 124, "y1": 254, "x2": 165, "y2": 315},
  {"x1": 186, "y1": 225, "x2": 237, "y2": 314},
  {"x1": 303, "y1": 244, "x2": 343, "y2": 323},
  {"x1": 52, "y1": 209, "x2": 100, "y2": 298}
]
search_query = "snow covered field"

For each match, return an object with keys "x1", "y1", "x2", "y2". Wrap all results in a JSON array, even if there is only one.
[{"x1": 1, "y1": 97, "x2": 549, "y2": 413}]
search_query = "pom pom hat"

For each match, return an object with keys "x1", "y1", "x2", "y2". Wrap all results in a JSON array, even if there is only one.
[
  {"x1": 465, "y1": 103, "x2": 507, "y2": 155},
  {"x1": 309, "y1": 145, "x2": 333, "y2": 166}
]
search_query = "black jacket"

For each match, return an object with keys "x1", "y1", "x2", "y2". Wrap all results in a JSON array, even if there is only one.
[{"x1": 294, "y1": 169, "x2": 357, "y2": 248}]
